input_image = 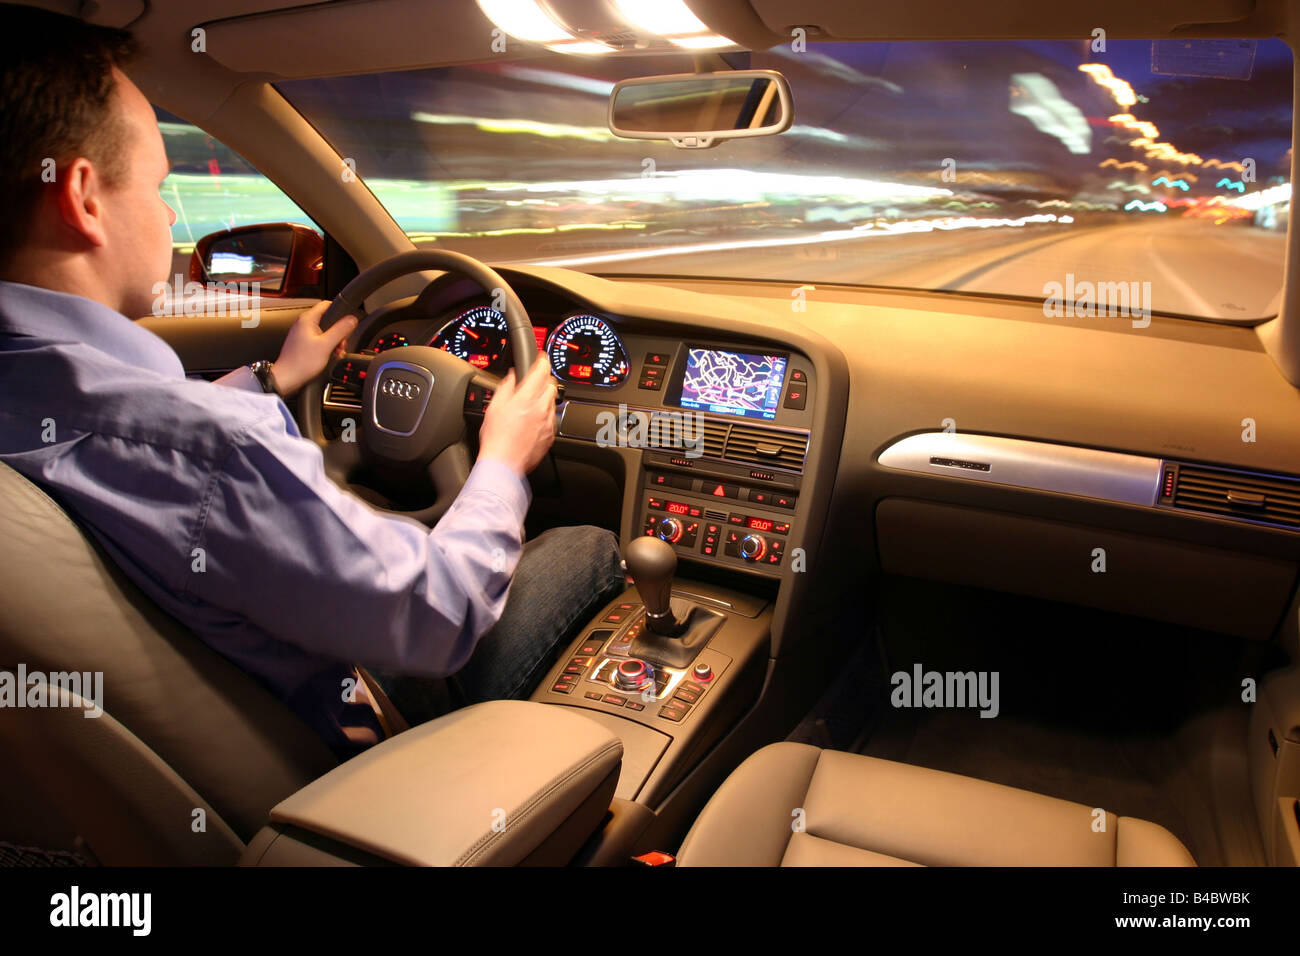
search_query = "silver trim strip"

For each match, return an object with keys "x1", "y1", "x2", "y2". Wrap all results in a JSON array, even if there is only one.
[{"x1": 877, "y1": 432, "x2": 1161, "y2": 506}]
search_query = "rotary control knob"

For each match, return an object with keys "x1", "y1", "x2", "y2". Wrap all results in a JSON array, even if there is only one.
[
  {"x1": 739, "y1": 533, "x2": 766, "y2": 561},
  {"x1": 657, "y1": 517, "x2": 684, "y2": 544},
  {"x1": 692, "y1": 662, "x2": 713, "y2": 681},
  {"x1": 615, "y1": 658, "x2": 654, "y2": 692}
]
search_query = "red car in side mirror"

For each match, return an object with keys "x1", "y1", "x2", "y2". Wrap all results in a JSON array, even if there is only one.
[{"x1": 189, "y1": 222, "x2": 324, "y2": 298}]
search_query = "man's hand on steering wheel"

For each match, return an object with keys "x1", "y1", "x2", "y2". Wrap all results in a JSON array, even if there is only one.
[
  {"x1": 478, "y1": 354, "x2": 558, "y2": 480},
  {"x1": 270, "y1": 300, "x2": 358, "y2": 395}
]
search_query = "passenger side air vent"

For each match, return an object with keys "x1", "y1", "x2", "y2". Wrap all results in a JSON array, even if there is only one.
[
  {"x1": 323, "y1": 381, "x2": 363, "y2": 410},
  {"x1": 1170, "y1": 463, "x2": 1300, "y2": 529},
  {"x1": 723, "y1": 422, "x2": 809, "y2": 472}
]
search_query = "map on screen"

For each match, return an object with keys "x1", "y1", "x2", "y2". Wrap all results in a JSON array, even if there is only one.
[{"x1": 676, "y1": 348, "x2": 788, "y2": 420}]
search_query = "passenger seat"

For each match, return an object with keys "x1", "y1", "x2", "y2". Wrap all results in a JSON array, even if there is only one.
[{"x1": 676, "y1": 743, "x2": 1195, "y2": 866}]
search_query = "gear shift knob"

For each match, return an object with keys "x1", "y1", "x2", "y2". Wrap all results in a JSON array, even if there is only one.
[{"x1": 623, "y1": 536, "x2": 678, "y2": 634}]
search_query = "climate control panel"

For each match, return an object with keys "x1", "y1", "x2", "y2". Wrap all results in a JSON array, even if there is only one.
[{"x1": 640, "y1": 471, "x2": 795, "y2": 572}]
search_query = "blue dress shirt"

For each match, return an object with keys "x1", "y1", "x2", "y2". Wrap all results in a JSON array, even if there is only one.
[{"x1": 0, "y1": 280, "x2": 532, "y2": 756}]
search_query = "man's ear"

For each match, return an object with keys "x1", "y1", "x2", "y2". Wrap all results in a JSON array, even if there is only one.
[{"x1": 54, "y1": 158, "x2": 110, "y2": 249}]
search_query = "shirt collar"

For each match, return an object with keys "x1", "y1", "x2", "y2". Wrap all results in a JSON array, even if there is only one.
[{"x1": 0, "y1": 280, "x2": 184, "y2": 378}]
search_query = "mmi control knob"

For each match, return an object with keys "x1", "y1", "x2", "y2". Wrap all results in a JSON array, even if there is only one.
[
  {"x1": 657, "y1": 517, "x2": 684, "y2": 544},
  {"x1": 739, "y1": 533, "x2": 766, "y2": 561}
]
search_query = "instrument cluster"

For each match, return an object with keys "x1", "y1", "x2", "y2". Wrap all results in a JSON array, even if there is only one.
[{"x1": 421, "y1": 304, "x2": 630, "y2": 386}]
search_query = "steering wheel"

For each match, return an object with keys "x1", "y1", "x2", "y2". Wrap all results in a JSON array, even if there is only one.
[{"x1": 299, "y1": 250, "x2": 539, "y2": 524}]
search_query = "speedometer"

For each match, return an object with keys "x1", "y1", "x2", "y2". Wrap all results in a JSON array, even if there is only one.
[
  {"x1": 545, "y1": 314, "x2": 629, "y2": 386},
  {"x1": 435, "y1": 305, "x2": 509, "y2": 373}
]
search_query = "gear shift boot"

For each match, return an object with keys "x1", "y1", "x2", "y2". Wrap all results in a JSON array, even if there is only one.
[{"x1": 630, "y1": 598, "x2": 724, "y2": 669}]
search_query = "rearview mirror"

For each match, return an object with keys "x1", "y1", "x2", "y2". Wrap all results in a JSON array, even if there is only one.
[
  {"x1": 608, "y1": 70, "x2": 793, "y2": 149},
  {"x1": 189, "y1": 222, "x2": 324, "y2": 298}
]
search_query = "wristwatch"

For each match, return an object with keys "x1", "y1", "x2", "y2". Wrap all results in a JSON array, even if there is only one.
[{"x1": 248, "y1": 360, "x2": 282, "y2": 397}]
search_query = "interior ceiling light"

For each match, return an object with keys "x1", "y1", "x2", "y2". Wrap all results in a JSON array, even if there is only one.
[
  {"x1": 609, "y1": 0, "x2": 735, "y2": 48},
  {"x1": 475, "y1": 0, "x2": 735, "y2": 55}
]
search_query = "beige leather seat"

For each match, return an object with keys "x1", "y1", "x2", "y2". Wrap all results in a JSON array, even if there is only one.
[
  {"x1": 677, "y1": 742, "x2": 1196, "y2": 866},
  {"x1": 0, "y1": 461, "x2": 339, "y2": 865}
]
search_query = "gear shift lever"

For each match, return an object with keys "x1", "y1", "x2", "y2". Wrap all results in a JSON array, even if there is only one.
[
  {"x1": 621, "y1": 536, "x2": 725, "y2": 668},
  {"x1": 623, "y1": 536, "x2": 682, "y2": 636}
]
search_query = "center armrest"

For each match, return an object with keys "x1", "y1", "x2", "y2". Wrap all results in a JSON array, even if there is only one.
[{"x1": 241, "y1": 700, "x2": 623, "y2": 867}]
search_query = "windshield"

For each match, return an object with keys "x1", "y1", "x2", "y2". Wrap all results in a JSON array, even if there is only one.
[{"x1": 277, "y1": 39, "x2": 1293, "y2": 322}]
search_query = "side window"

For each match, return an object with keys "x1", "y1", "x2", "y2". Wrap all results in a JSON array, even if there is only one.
[{"x1": 155, "y1": 108, "x2": 320, "y2": 283}]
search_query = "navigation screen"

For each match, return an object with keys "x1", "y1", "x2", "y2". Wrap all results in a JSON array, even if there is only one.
[{"x1": 676, "y1": 348, "x2": 788, "y2": 421}]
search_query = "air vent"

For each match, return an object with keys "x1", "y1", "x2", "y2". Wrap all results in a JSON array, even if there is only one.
[
  {"x1": 642, "y1": 412, "x2": 728, "y2": 457},
  {"x1": 323, "y1": 382, "x2": 362, "y2": 410},
  {"x1": 701, "y1": 418, "x2": 728, "y2": 458},
  {"x1": 1171, "y1": 463, "x2": 1300, "y2": 529},
  {"x1": 724, "y1": 422, "x2": 809, "y2": 471}
]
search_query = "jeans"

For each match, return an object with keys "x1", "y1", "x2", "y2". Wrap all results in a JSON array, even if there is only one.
[{"x1": 373, "y1": 525, "x2": 625, "y2": 726}]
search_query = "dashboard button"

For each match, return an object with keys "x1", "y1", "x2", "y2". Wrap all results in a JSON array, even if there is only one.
[
  {"x1": 748, "y1": 489, "x2": 770, "y2": 505},
  {"x1": 658, "y1": 702, "x2": 689, "y2": 722},
  {"x1": 706, "y1": 482, "x2": 740, "y2": 499},
  {"x1": 644, "y1": 352, "x2": 668, "y2": 366},
  {"x1": 783, "y1": 387, "x2": 807, "y2": 410},
  {"x1": 790, "y1": 368, "x2": 808, "y2": 384},
  {"x1": 774, "y1": 494, "x2": 796, "y2": 509},
  {"x1": 638, "y1": 377, "x2": 662, "y2": 390},
  {"x1": 641, "y1": 366, "x2": 662, "y2": 379}
]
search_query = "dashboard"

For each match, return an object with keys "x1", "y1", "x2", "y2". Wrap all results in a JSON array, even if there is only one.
[
  {"x1": 323, "y1": 273, "x2": 828, "y2": 590},
  {"x1": 308, "y1": 264, "x2": 1300, "y2": 655}
]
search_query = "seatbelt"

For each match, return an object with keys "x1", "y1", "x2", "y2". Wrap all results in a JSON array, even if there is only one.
[{"x1": 354, "y1": 666, "x2": 411, "y2": 738}]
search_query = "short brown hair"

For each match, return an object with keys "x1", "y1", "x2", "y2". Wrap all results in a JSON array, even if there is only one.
[{"x1": 0, "y1": 3, "x2": 139, "y2": 266}]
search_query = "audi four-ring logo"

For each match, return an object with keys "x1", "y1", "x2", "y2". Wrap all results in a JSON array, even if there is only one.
[{"x1": 381, "y1": 378, "x2": 421, "y2": 400}]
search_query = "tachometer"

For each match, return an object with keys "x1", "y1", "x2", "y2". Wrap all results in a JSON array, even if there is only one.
[
  {"x1": 434, "y1": 305, "x2": 509, "y2": 372},
  {"x1": 545, "y1": 314, "x2": 629, "y2": 386}
]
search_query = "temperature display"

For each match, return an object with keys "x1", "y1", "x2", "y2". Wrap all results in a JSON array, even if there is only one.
[
  {"x1": 666, "y1": 501, "x2": 691, "y2": 515},
  {"x1": 746, "y1": 517, "x2": 774, "y2": 532}
]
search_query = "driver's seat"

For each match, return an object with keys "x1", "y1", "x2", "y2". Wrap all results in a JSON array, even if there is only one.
[{"x1": 0, "y1": 460, "x2": 340, "y2": 865}]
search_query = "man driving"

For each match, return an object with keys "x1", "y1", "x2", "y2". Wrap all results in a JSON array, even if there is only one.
[{"x1": 0, "y1": 5, "x2": 626, "y2": 756}]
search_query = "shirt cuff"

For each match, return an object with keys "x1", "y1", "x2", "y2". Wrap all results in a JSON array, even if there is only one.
[
  {"x1": 462, "y1": 456, "x2": 532, "y2": 526},
  {"x1": 213, "y1": 365, "x2": 265, "y2": 393}
]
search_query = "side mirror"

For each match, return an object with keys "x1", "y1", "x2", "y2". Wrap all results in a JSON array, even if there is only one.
[
  {"x1": 189, "y1": 222, "x2": 324, "y2": 298},
  {"x1": 608, "y1": 70, "x2": 793, "y2": 149}
]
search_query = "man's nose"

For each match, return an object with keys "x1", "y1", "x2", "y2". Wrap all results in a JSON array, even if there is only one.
[{"x1": 165, "y1": 203, "x2": 177, "y2": 227}]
